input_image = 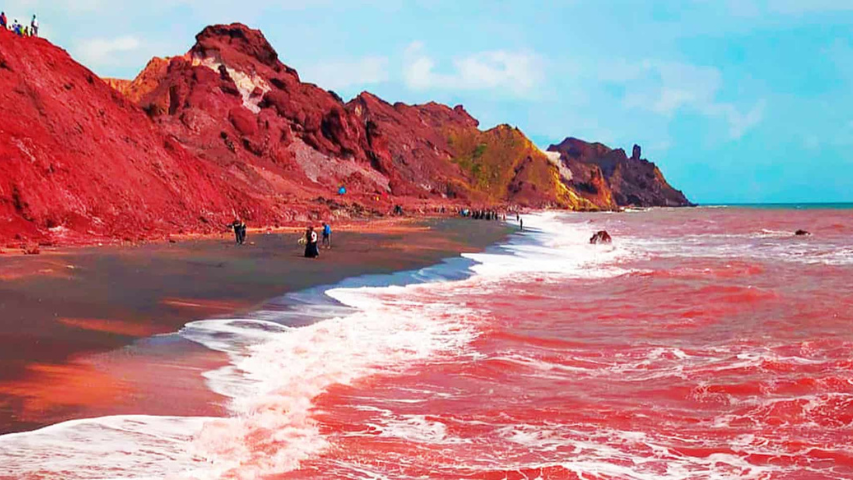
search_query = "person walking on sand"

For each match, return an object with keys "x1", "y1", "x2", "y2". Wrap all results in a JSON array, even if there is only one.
[
  {"x1": 30, "y1": 15, "x2": 37, "y2": 37},
  {"x1": 322, "y1": 222, "x2": 332, "y2": 249},
  {"x1": 230, "y1": 218, "x2": 247, "y2": 245},
  {"x1": 304, "y1": 226, "x2": 320, "y2": 258}
]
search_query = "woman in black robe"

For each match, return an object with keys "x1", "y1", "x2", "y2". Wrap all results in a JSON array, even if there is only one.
[{"x1": 304, "y1": 227, "x2": 320, "y2": 258}]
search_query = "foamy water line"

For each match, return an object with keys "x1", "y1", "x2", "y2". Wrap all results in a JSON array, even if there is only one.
[{"x1": 0, "y1": 213, "x2": 634, "y2": 479}]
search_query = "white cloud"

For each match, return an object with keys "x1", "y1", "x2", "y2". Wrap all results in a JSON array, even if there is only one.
[
  {"x1": 76, "y1": 36, "x2": 141, "y2": 66},
  {"x1": 403, "y1": 41, "x2": 544, "y2": 97},
  {"x1": 612, "y1": 60, "x2": 765, "y2": 139},
  {"x1": 299, "y1": 56, "x2": 389, "y2": 91},
  {"x1": 709, "y1": 100, "x2": 766, "y2": 139}
]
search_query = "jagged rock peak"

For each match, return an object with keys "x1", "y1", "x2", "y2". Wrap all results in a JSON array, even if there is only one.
[{"x1": 192, "y1": 23, "x2": 280, "y2": 68}]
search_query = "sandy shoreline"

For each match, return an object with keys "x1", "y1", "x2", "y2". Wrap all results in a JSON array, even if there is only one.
[{"x1": 0, "y1": 218, "x2": 512, "y2": 434}]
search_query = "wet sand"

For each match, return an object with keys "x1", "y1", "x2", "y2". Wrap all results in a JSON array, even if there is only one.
[{"x1": 0, "y1": 218, "x2": 511, "y2": 434}]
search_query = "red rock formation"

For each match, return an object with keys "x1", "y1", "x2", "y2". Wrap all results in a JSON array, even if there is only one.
[
  {"x1": 549, "y1": 138, "x2": 691, "y2": 208},
  {"x1": 0, "y1": 30, "x2": 262, "y2": 245},
  {"x1": 137, "y1": 24, "x2": 390, "y2": 200},
  {"x1": 348, "y1": 94, "x2": 595, "y2": 209},
  {"x1": 0, "y1": 23, "x2": 691, "y2": 245},
  {"x1": 347, "y1": 93, "x2": 479, "y2": 198}
]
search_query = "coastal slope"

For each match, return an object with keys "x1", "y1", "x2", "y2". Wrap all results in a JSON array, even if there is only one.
[
  {"x1": 0, "y1": 31, "x2": 256, "y2": 245},
  {"x1": 0, "y1": 23, "x2": 691, "y2": 245}
]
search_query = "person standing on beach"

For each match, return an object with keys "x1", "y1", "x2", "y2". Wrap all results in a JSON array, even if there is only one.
[
  {"x1": 230, "y1": 218, "x2": 246, "y2": 245},
  {"x1": 305, "y1": 227, "x2": 320, "y2": 258},
  {"x1": 520, "y1": 217, "x2": 524, "y2": 231},
  {"x1": 322, "y1": 223, "x2": 332, "y2": 249}
]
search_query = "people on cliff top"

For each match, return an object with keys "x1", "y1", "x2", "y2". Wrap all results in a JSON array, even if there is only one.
[
  {"x1": 2, "y1": 14, "x2": 39, "y2": 37},
  {"x1": 230, "y1": 218, "x2": 247, "y2": 245},
  {"x1": 321, "y1": 222, "x2": 332, "y2": 249},
  {"x1": 304, "y1": 226, "x2": 320, "y2": 258}
]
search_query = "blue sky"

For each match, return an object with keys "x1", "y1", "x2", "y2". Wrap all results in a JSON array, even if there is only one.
[{"x1": 5, "y1": 0, "x2": 853, "y2": 204}]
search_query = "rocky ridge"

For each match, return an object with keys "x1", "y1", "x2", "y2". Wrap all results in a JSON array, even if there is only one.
[{"x1": 0, "y1": 23, "x2": 690, "y2": 246}]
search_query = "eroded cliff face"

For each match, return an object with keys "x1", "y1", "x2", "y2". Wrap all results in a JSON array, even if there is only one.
[
  {"x1": 1, "y1": 23, "x2": 690, "y2": 245},
  {"x1": 137, "y1": 24, "x2": 390, "y2": 200},
  {"x1": 125, "y1": 24, "x2": 601, "y2": 209},
  {"x1": 548, "y1": 138, "x2": 692, "y2": 208},
  {"x1": 0, "y1": 30, "x2": 257, "y2": 245},
  {"x1": 347, "y1": 94, "x2": 594, "y2": 209}
]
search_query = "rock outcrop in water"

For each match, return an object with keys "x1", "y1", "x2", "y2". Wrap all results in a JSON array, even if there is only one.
[
  {"x1": 589, "y1": 230, "x2": 613, "y2": 244},
  {"x1": 0, "y1": 24, "x2": 690, "y2": 245}
]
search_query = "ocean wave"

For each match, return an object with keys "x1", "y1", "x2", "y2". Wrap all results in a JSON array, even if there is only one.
[{"x1": 0, "y1": 213, "x2": 632, "y2": 479}]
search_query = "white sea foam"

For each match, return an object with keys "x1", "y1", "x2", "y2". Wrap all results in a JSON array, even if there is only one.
[
  {"x1": 467, "y1": 212, "x2": 634, "y2": 279},
  {"x1": 489, "y1": 424, "x2": 781, "y2": 480},
  {"x1": 0, "y1": 213, "x2": 637, "y2": 479}
]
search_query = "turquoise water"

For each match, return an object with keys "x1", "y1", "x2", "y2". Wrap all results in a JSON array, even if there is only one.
[{"x1": 703, "y1": 203, "x2": 853, "y2": 210}]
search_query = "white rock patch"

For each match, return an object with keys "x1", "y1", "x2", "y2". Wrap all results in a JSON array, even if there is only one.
[
  {"x1": 542, "y1": 148, "x2": 573, "y2": 182},
  {"x1": 192, "y1": 54, "x2": 270, "y2": 114}
]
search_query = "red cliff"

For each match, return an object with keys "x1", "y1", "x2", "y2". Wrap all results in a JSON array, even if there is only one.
[
  {"x1": 136, "y1": 24, "x2": 388, "y2": 201},
  {"x1": 347, "y1": 93, "x2": 594, "y2": 209},
  {"x1": 0, "y1": 30, "x2": 260, "y2": 246},
  {"x1": 1, "y1": 23, "x2": 690, "y2": 245},
  {"x1": 548, "y1": 138, "x2": 691, "y2": 208}
]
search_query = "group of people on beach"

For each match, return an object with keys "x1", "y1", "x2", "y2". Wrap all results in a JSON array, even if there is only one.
[
  {"x1": 462, "y1": 208, "x2": 523, "y2": 229},
  {"x1": 1, "y1": 12, "x2": 38, "y2": 37},
  {"x1": 228, "y1": 218, "x2": 332, "y2": 259},
  {"x1": 464, "y1": 209, "x2": 505, "y2": 221},
  {"x1": 226, "y1": 203, "x2": 524, "y2": 258}
]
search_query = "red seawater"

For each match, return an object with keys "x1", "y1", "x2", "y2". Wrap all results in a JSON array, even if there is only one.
[
  {"x1": 287, "y1": 207, "x2": 853, "y2": 479},
  {"x1": 2, "y1": 207, "x2": 852, "y2": 480}
]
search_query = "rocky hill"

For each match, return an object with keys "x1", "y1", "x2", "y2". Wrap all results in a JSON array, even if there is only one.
[
  {"x1": 0, "y1": 23, "x2": 690, "y2": 246},
  {"x1": 346, "y1": 93, "x2": 593, "y2": 209},
  {"x1": 548, "y1": 138, "x2": 692, "y2": 208},
  {"x1": 0, "y1": 30, "x2": 259, "y2": 246}
]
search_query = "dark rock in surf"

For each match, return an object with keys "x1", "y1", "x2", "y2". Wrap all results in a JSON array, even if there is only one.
[
  {"x1": 590, "y1": 230, "x2": 612, "y2": 244},
  {"x1": 795, "y1": 229, "x2": 811, "y2": 236}
]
